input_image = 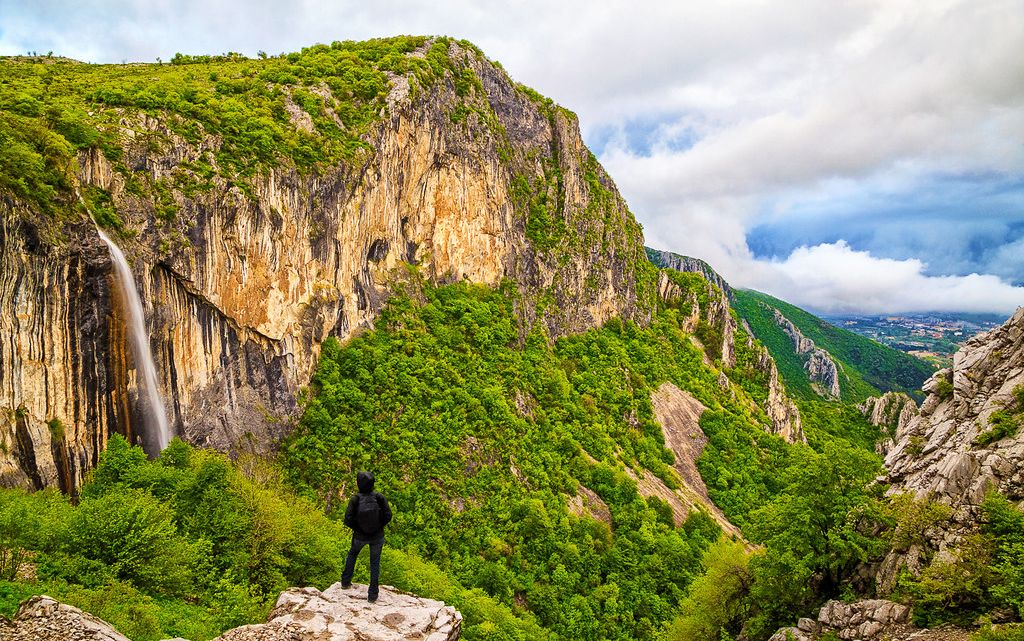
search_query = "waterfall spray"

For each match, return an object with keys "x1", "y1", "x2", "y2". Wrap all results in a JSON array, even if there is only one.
[{"x1": 79, "y1": 191, "x2": 171, "y2": 454}]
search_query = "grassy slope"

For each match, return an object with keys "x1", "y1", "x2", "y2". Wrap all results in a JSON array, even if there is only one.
[{"x1": 732, "y1": 289, "x2": 935, "y2": 402}]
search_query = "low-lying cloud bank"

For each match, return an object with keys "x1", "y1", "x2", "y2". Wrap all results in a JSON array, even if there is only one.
[{"x1": 717, "y1": 240, "x2": 1024, "y2": 316}]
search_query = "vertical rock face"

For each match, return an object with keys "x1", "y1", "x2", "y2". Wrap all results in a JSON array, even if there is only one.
[
  {"x1": 858, "y1": 391, "x2": 919, "y2": 455},
  {"x1": 656, "y1": 270, "x2": 736, "y2": 368},
  {"x1": 860, "y1": 392, "x2": 918, "y2": 434},
  {"x1": 772, "y1": 308, "x2": 841, "y2": 398},
  {"x1": 0, "y1": 210, "x2": 126, "y2": 492},
  {"x1": 885, "y1": 307, "x2": 1024, "y2": 506},
  {"x1": 757, "y1": 342, "x2": 805, "y2": 443},
  {"x1": 0, "y1": 42, "x2": 651, "y2": 490}
]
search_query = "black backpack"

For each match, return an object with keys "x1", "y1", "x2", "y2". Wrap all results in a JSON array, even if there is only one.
[{"x1": 356, "y1": 493, "x2": 382, "y2": 533}]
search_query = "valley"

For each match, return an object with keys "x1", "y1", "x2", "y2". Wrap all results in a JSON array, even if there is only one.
[
  {"x1": 1, "y1": 35, "x2": 1022, "y2": 641},
  {"x1": 822, "y1": 313, "x2": 1007, "y2": 366}
]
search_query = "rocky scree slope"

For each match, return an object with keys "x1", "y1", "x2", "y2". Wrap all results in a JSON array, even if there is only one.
[{"x1": 0, "y1": 38, "x2": 652, "y2": 491}]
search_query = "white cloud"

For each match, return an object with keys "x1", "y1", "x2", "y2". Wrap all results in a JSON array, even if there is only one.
[{"x1": 738, "y1": 241, "x2": 1024, "y2": 315}]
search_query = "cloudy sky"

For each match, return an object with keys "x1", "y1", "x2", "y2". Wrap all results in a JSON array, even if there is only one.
[{"x1": 2, "y1": 0, "x2": 1022, "y2": 315}]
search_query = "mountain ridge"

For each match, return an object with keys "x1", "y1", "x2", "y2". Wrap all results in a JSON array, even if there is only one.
[
  {"x1": 645, "y1": 248, "x2": 935, "y2": 403},
  {"x1": 0, "y1": 37, "x2": 653, "y2": 492}
]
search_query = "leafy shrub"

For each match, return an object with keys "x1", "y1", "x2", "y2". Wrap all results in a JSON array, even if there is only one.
[
  {"x1": 973, "y1": 624, "x2": 1024, "y2": 641},
  {"x1": 975, "y1": 411, "x2": 1021, "y2": 446},
  {"x1": 59, "y1": 581, "x2": 163, "y2": 641},
  {"x1": 666, "y1": 538, "x2": 752, "y2": 641},
  {"x1": 903, "y1": 492, "x2": 1024, "y2": 626},
  {"x1": 883, "y1": 494, "x2": 952, "y2": 553},
  {"x1": 0, "y1": 488, "x2": 69, "y2": 580},
  {"x1": 63, "y1": 489, "x2": 196, "y2": 595},
  {"x1": 975, "y1": 389, "x2": 1024, "y2": 446},
  {"x1": 935, "y1": 376, "x2": 954, "y2": 401}
]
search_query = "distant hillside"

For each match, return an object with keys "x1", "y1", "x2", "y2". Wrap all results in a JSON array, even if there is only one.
[{"x1": 732, "y1": 289, "x2": 936, "y2": 402}]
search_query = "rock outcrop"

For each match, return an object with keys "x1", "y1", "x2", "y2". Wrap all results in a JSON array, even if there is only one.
[
  {"x1": 645, "y1": 248, "x2": 732, "y2": 296},
  {"x1": 772, "y1": 308, "x2": 841, "y2": 398},
  {"x1": 656, "y1": 270, "x2": 736, "y2": 367},
  {"x1": 861, "y1": 392, "x2": 919, "y2": 435},
  {"x1": 0, "y1": 585, "x2": 462, "y2": 641},
  {"x1": 767, "y1": 599, "x2": 971, "y2": 641},
  {"x1": 816, "y1": 599, "x2": 910, "y2": 640},
  {"x1": 656, "y1": 271, "x2": 802, "y2": 442},
  {"x1": 0, "y1": 40, "x2": 651, "y2": 491},
  {"x1": 859, "y1": 391, "x2": 919, "y2": 455},
  {"x1": 885, "y1": 307, "x2": 1024, "y2": 507},
  {"x1": 756, "y1": 339, "x2": 805, "y2": 443},
  {"x1": 215, "y1": 583, "x2": 461, "y2": 641},
  {"x1": 0, "y1": 595, "x2": 131, "y2": 641},
  {"x1": 878, "y1": 307, "x2": 1024, "y2": 589}
]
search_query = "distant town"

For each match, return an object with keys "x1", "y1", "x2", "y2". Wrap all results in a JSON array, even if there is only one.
[{"x1": 821, "y1": 312, "x2": 1009, "y2": 367}]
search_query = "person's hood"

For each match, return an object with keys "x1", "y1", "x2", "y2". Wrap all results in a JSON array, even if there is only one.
[{"x1": 357, "y1": 471, "x2": 375, "y2": 494}]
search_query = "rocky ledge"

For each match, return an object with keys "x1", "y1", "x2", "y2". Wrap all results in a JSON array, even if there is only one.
[
  {"x1": 0, "y1": 595, "x2": 131, "y2": 641},
  {"x1": 0, "y1": 584, "x2": 462, "y2": 641},
  {"x1": 769, "y1": 599, "x2": 968, "y2": 641}
]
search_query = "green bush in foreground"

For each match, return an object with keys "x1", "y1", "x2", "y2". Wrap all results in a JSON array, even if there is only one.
[{"x1": 0, "y1": 433, "x2": 548, "y2": 641}]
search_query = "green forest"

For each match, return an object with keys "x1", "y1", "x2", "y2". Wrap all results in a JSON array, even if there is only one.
[
  {"x1": 0, "y1": 36, "x2": 482, "y2": 222},
  {"x1": 2, "y1": 272, "x2": 1023, "y2": 640}
]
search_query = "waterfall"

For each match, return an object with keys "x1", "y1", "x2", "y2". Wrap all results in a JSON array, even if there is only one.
[
  {"x1": 80, "y1": 195, "x2": 171, "y2": 454},
  {"x1": 96, "y1": 227, "x2": 171, "y2": 454}
]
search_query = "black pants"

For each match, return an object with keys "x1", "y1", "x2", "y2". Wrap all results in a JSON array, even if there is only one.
[{"x1": 341, "y1": 536, "x2": 383, "y2": 598}]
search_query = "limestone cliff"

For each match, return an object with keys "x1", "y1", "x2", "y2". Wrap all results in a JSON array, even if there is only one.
[
  {"x1": 860, "y1": 392, "x2": 919, "y2": 436},
  {"x1": 0, "y1": 40, "x2": 651, "y2": 491},
  {"x1": 656, "y1": 270, "x2": 803, "y2": 442},
  {"x1": 645, "y1": 247, "x2": 732, "y2": 296},
  {"x1": 885, "y1": 307, "x2": 1024, "y2": 506},
  {"x1": 877, "y1": 307, "x2": 1024, "y2": 590},
  {"x1": 858, "y1": 391, "x2": 918, "y2": 455},
  {"x1": 772, "y1": 308, "x2": 841, "y2": 398},
  {"x1": 753, "y1": 335, "x2": 805, "y2": 443}
]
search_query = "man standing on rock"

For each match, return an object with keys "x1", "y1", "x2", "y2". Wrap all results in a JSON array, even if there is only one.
[{"x1": 341, "y1": 471, "x2": 393, "y2": 602}]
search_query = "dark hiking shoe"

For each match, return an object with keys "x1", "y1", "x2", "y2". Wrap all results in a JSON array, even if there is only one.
[
  {"x1": 340, "y1": 582, "x2": 351, "y2": 589},
  {"x1": 368, "y1": 594, "x2": 378, "y2": 603}
]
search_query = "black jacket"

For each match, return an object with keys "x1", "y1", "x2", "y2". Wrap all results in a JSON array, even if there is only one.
[{"x1": 343, "y1": 471, "x2": 393, "y2": 541}]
